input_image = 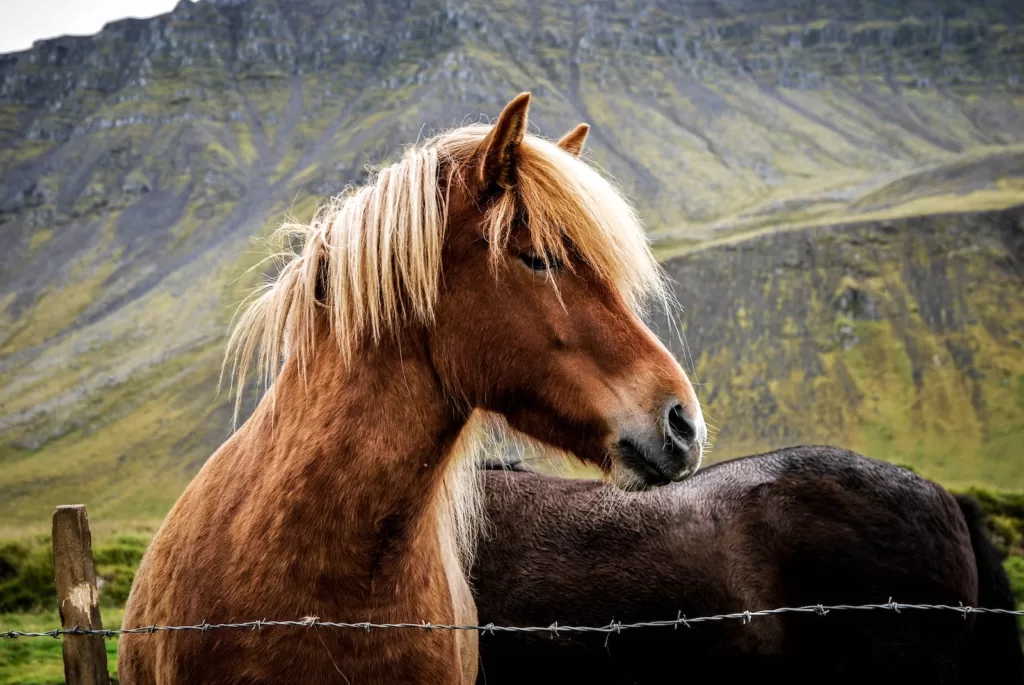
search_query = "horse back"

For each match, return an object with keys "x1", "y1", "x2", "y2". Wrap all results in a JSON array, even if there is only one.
[
  {"x1": 474, "y1": 446, "x2": 980, "y2": 683},
  {"x1": 730, "y1": 446, "x2": 976, "y2": 658}
]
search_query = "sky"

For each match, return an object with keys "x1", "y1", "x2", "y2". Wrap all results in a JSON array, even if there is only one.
[{"x1": 0, "y1": 0, "x2": 184, "y2": 54}]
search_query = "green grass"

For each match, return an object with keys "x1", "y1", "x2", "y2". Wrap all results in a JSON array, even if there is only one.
[
  {"x1": 0, "y1": 609, "x2": 123, "y2": 685},
  {"x1": 0, "y1": 535, "x2": 144, "y2": 683}
]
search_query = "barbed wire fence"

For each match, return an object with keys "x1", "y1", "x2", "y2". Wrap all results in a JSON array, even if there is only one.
[
  {"x1": 3, "y1": 601, "x2": 1024, "y2": 643},
  {"x1": 11, "y1": 505, "x2": 1024, "y2": 684}
]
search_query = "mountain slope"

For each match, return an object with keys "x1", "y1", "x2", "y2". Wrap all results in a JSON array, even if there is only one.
[
  {"x1": 1, "y1": 0, "x2": 1023, "y2": 531},
  {"x1": 659, "y1": 207, "x2": 1024, "y2": 486}
]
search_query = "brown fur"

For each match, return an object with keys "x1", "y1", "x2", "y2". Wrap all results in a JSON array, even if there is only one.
[
  {"x1": 473, "y1": 447, "x2": 1023, "y2": 684},
  {"x1": 119, "y1": 94, "x2": 704, "y2": 684}
]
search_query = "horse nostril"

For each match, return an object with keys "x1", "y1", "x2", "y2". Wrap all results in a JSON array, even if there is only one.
[{"x1": 666, "y1": 403, "x2": 696, "y2": 448}]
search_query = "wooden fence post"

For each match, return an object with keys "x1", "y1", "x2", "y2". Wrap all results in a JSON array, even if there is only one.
[{"x1": 52, "y1": 505, "x2": 111, "y2": 685}]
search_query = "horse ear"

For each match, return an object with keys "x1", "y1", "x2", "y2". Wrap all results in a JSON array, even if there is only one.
[
  {"x1": 557, "y1": 123, "x2": 589, "y2": 157},
  {"x1": 475, "y1": 92, "x2": 531, "y2": 193}
]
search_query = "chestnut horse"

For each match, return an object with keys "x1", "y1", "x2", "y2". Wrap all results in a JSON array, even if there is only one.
[
  {"x1": 473, "y1": 448, "x2": 1024, "y2": 684},
  {"x1": 118, "y1": 93, "x2": 706, "y2": 684}
]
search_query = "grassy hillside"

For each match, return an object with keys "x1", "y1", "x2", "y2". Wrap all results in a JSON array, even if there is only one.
[
  {"x1": 653, "y1": 145, "x2": 1024, "y2": 250},
  {"x1": 0, "y1": 0, "x2": 1022, "y2": 538}
]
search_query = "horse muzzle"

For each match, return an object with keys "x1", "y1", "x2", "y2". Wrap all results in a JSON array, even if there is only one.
[{"x1": 610, "y1": 400, "x2": 705, "y2": 490}]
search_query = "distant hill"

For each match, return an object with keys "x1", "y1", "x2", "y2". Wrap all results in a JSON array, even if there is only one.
[{"x1": 1, "y1": 0, "x2": 1022, "y2": 533}]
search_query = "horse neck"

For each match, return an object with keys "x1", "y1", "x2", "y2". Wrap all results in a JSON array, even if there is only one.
[{"x1": 245, "y1": 324, "x2": 470, "y2": 589}]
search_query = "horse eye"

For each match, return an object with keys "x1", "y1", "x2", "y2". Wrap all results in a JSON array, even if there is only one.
[{"x1": 518, "y1": 252, "x2": 564, "y2": 272}]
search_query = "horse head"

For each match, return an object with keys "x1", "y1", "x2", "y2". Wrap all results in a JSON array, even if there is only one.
[{"x1": 430, "y1": 93, "x2": 706, "y2": 490}]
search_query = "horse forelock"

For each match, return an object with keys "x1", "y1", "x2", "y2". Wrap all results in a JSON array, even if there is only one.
[{"x1": 475, "y1": 131, "x2": 668, "y2": 312}]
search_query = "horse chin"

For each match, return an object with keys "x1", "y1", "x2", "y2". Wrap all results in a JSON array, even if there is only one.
[
  {"x1": 605, "y1": 438, "x2": 702, "y2": 492},
  {"x1": 607, "y1": 455, "x2": 667, "y2": 493}
]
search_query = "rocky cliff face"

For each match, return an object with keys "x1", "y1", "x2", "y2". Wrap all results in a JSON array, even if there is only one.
[
  {"x1": 0, "y1": 0, "x2": 1022, "y2": 528},
  {"x1": 659, "y1": 207, "x2": 1024, "y2": 487},
  {"x1": 3, "y1": 0, "x2": 1022, "y2": 229}
]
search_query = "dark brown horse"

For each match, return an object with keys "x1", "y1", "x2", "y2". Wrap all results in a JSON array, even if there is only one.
[
  {"x1": 473, "y1": 447, "x2": 1024, "y2": 684},
  {"x1": 119, "y1": 94, "x2": 706, "y2": 684}
]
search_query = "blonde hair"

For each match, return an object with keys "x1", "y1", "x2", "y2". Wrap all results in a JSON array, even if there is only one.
[{"x1": 225, "y1": 122, "x2": 667, "y2": 568}]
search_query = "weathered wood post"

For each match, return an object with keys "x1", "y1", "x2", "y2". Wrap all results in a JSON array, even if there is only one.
[{"x1": 52, "y1": 505, "x2": 111, "y2": 685}]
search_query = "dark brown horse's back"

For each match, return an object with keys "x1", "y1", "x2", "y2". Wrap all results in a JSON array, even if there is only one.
[{"x1": 472, "y1": 447, "x2": 1016, "y2": 684}]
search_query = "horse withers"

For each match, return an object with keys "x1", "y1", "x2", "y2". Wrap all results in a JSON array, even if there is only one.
[
  {"x1": 119, "y1": 94, "x2": 705, "y2": 684},
  {"x1": 474, "y1": 447, "x2": 1024, "y2": 684}
]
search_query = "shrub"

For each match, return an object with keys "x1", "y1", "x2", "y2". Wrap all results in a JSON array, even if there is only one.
[
  {"x1": 93, "y1": 536, "x2": 148, "y2": 607},
  {"x1": 0, "y1": 535, "x2": 150, "y2": 612},
  {"x1": 92, "y1": 535, "x2": 148, "y2": 568},
  {"x1": 0, "y1": 539, "x2": 56, "y2": 613},
  {"x1": 954, "y1": 487, "x2": 1024, "y2": 557},
  {"x1": 1004, "y1": 556, "x2": 1024, "y2": 607}
]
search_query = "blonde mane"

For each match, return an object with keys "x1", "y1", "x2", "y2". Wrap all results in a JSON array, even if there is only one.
[{"x1": 224, "y1": 122, "x2": 668, "y2": 569}]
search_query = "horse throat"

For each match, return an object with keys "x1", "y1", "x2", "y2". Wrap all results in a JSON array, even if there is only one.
[{"x1": 245, "y1": 328, "x2": 472, "y2": 608}]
